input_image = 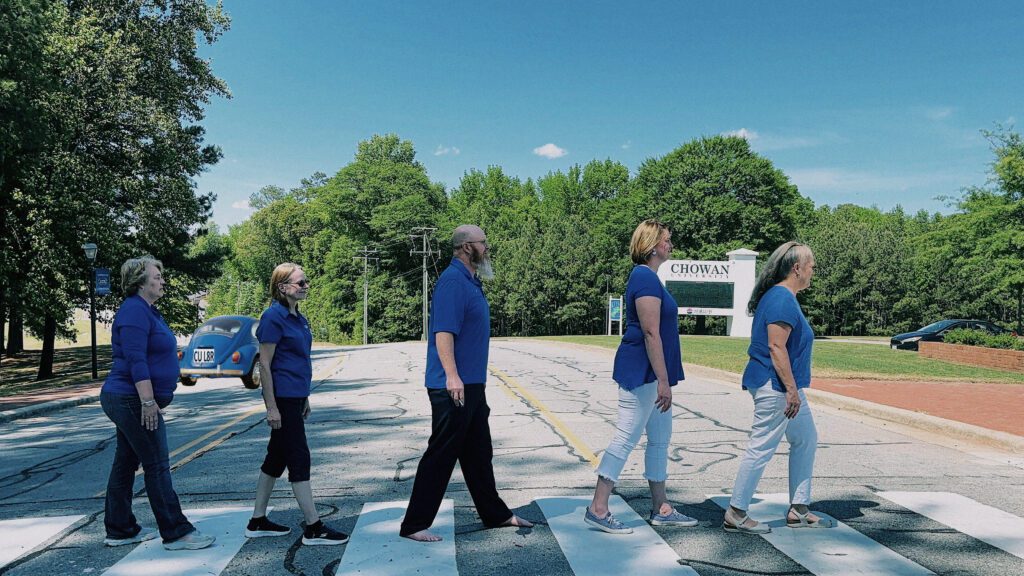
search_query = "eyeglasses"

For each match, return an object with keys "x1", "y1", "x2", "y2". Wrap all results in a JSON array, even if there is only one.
[
  {"x1": 286, "y1": 279, "x2": 311, "y2": 288},
  {"x1": 463, "y1": 240, "x2": 488, "y2": 248}
]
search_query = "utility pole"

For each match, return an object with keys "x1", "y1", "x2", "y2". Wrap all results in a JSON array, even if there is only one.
[
  {"x1": 410, "y1": 227, "x2": 436, "y2": 341},
  {"x1": 353, "y1": 246, "x2": 379, "y2": 345}
]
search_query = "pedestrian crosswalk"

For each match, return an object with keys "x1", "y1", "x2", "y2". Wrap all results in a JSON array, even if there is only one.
[
  {"x1": 709, "y1": 493, "x2": 934, "y2": 575},
  {"x1": 0, "y1": 514, "x2": 84, "y2": 568},
  {"x1": 878, "y1": 491, "x2": 1024, "y2": 561},
  {"x1": 2, "y1": 492, "x2": 1023, "y2": 575},
  {"x1": 536, "y1": 495, "x2": 699, "y2": 575},
  {"x1": 101, "y1": 507, "x2": 253, "y2": 576},
  {"x1": 334, "y1": 500, "x2": 457, "y2": 575}
]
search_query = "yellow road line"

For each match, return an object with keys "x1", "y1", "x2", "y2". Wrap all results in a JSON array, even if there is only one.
[
  {"x1": 93, "y1": 352, "x2": 347, "y2": 498},
  {"x1": 489, "y1": 365, "x2": 598, "y2": 467}
]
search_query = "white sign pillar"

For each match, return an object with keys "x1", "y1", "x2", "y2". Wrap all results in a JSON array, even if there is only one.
[{"x1": 726, "y1": 249, "x2": 758, "y2": 337}]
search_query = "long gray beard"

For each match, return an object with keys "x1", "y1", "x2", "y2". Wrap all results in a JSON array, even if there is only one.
[{"x1": 476, "y1": 257, "x2": 495, "y2": 281}]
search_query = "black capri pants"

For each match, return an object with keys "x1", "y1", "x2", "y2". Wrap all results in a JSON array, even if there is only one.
[{"x1": 260, "y1": 397, "x2": 311, "y2": 482}]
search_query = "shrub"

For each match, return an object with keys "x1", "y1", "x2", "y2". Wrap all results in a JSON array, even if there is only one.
[{"x1": 944, "y1": 328, "x2": 1024, "y2": 351}]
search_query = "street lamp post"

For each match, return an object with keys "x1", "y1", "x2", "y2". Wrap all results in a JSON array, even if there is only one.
[{"x1": 82, "y1": 243, "x2": 98, "y2": 379}]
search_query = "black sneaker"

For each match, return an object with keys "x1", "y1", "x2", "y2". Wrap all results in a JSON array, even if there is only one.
[
  {"x1": 245, "y1": 516, "x2": 291, "y2": 538},
  {"x1": 301, "y1": 520, "x2": 349, "y2": 546}
]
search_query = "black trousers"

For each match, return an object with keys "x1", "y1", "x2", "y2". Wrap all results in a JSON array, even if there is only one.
[
  {"x1": 400, "y1": 385, "x2": 513, "y2": 536},
  {"x1": 260, "y1": 397, "x2": 311, "y2": 482}
]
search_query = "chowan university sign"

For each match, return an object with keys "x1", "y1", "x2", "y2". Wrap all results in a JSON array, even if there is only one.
[{"x1": 656, "y1": 248, "x2": 758, "y2": 337}]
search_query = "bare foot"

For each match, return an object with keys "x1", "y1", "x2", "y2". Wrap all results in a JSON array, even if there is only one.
[
  {"x1": 403, "y1": 530, "x2": 442, "y2": 542},
  {"x1": 501, "y1": 515, "x2": 534, "y2": 528}
]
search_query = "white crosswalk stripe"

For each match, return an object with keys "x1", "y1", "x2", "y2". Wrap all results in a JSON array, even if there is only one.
[
  {"x1": 879, "y1": 491, "x2": 1024, "y2": 561},
  {"x1": 335, "y1": 500, "x2": 457, "y2": 576},
  {"x1": 101, "y1": 507, "x2": 252, "y2": 576},
  {"x1": 0, "y1": 514, "x2": 85, "y2": 569},
  {"x1": 536, "y1": 495, "x2": 699, "y2": 575},
  {"x1": 710, "y1": 493, "x2": 935, "y2": 575}
]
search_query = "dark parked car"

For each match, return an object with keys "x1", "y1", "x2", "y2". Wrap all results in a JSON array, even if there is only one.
[
  {"x1": 890, "y1": 319, "x2": 1012, "y2": 351},
  {"x1": 178, "y1": 315, "x2": 261, "y2": 388}
]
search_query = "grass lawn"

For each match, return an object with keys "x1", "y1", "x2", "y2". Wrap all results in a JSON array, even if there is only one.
[
  {"x1": 538, "y1": 335, "x2": 1024, "y2": 384},
  {"x1": 3, "y1": 313, "x2": 112, "y2": 351}
]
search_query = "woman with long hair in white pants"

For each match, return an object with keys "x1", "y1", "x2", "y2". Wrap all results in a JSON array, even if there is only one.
[{"x1": 724, "y1": 241, "x2": 835, "y2": 534}]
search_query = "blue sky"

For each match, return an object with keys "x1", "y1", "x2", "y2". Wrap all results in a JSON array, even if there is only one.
[{"x1": 195, "y1": 1, "x2": 1023, "y2": 228}]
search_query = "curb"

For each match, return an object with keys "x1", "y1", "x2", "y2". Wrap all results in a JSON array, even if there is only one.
[
  {"x1": 533, "y1": 339, "x2": 1024, "y2": 456},
  {"x1": 0, "y1": 391, "x2": 102, "y2": 425},
  {"x1": 682, "y1": 364, "x2": 1024, "y2": 456}
]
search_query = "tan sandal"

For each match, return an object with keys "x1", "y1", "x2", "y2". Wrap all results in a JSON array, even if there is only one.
[
  {"x1": 723, "y1": 513, "x2": 771, "y2": 534},
  {"x1": 786, "y1": 509, "x2": 836, "y2": 529}
]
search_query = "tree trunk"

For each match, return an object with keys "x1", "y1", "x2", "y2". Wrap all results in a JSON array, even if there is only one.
[
  {"x1": 6, "y1": 303, "x2": 23, "y2": 356},
  {"x1": 1017, "y1": 286, "x2": 1023, "y2": 335},
  {"x1": 36, "y1": 314, "x2": 56, "y2": 381}
]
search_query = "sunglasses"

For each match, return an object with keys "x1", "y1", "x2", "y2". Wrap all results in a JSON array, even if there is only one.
[{"x1": 286, "y1": 279, "x2": 311, "y2": 288}]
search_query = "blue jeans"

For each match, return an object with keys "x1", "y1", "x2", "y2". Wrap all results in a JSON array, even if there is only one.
[{"x1": 101, "y1": 392, "x2": 194, "y2": 542}]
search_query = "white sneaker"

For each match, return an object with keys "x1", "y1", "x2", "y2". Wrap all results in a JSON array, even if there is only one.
[{"x1": 163, "y1": 529, "x2": 216, "y2": 550}]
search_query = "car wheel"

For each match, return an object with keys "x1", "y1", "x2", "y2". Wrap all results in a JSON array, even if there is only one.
[
  {"x1": 180, "y1": 376, "x2": 197, "y2": 386},
  {"x1": 242, "y1": 360, "x2": 261, "y2": 389}
]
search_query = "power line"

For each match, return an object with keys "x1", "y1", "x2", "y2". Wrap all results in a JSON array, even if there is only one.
[
  {"x1": 410, "y1": 227, "x2": 437, "y2": 342},
  {"x1": 352, "y1": 246, "x2": 379, "y2": 345}
]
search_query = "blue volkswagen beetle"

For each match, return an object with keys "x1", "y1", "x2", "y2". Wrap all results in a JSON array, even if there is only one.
[{"x1": 178, "y1": 315, "x2": 261, "y2": 389}]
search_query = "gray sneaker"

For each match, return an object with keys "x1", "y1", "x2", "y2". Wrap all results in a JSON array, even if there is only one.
[
  {"x1": 104, "y1": 527, "x2": 157, "y2": 547},
  {"x1": 163, "y1": 529, "x2": 216, "y2": 551},
  {"x1": 584, "y1": 506, "x2": 633, "y2": 534},
  {"x1": 650, "y1": 508, "x2": 698, "y2": 527}
]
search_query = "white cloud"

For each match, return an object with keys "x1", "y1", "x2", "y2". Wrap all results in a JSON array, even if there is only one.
[
  {"x1": 923, "y1": 106, "x2": 955, "y2": 120},
  {"x1": 434, "y1": 145, "x2": 461, "y2": 156},
  {"x1": 722, "y1": 128, "x2": 825, "y2": 151},
  {"x1": 723, "y1": 128, "x2": 759, "y2": 141},
  {"x1": 533, "y1": 143, "x2": 567, "y2": 159},
  {"x1": 231, "y1": 200, "x2": 251, "y2": 210},
  {"x1": 621, "y1": 140, "x2": 632, "y2": 150}
]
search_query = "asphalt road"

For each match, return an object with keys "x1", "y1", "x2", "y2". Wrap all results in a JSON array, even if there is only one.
[{"x1": 0, "y1": 340, "x2": 1021, "y2": 575}]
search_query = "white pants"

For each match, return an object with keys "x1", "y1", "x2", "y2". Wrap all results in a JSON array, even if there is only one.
[
  {"x1": 596, "y1": 381, "x2": 672, "y2": 483},
  {"x1": 729, "y1": 384, "x2": 817, "y2": 511}
]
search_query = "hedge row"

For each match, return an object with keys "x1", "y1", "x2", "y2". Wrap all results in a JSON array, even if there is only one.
[{"x1": 943, "y1": 328, "x2": 1024, "y2": 351}]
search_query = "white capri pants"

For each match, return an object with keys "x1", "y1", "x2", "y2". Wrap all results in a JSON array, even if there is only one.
[
  {"x1": 729, "y1": 384, "x2": 817, "y2": 511},
  {"x1": 596, "y1": 381, "x2": 672, "y2": 483}
]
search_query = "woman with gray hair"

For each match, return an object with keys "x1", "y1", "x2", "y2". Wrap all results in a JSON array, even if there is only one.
[
  {"x1": 723, "y1": 241, "x2": 834, "y2": 534},
  {"x1": 100, "y1": 256, "x2": 215, "y2": 550}
]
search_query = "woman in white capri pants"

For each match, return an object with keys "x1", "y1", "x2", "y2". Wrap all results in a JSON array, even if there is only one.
[
  {"x1": 583, "y1": 219, "x2": 697, "y2": 534},
  {"x1": 724, "y1": 241, "x2": 835, "y2": 534}
]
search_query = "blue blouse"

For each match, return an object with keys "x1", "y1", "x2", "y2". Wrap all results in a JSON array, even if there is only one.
[
  {"x1": 742, "y1": 285, "x2": 815, "y2": 392},
  {"x1": 102, "y1": 295, "x2": 179, "y2": 398},
  {"x1": 257, "y1": 301, "x2": 313, "y2": 398},
  {"x1": 612, "y1": 265, "x2": 685, "y2": 390}
]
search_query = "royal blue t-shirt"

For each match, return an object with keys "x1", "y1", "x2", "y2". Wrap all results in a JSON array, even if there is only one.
[
  {"x1": 612, "y1": 265, "x2": 685, "y2": 390},
  {"x1": 257, "y1": 301, "x2": 313, "y2": 398},
  {"x1": 742, "y1": 285, "x2": 815, "y2": 392},
  {"x1": 425, "y1": 259, "x2": 490, "y2": 388},
  {"x1": 103, "y1": 295, "x2": 179, "y2": 398}
]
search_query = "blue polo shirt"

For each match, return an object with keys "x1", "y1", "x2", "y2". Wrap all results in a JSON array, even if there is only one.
[
  {"x1": 612, "y1": 265, "x2": 684, "y2": 390},
  {"x1": 103, "y1": 295, "x2": 179, "y2": 398},
  {"x1": 425, "y1": 259, "x2": 490, "y2": 388},
  {"x1": 257, "y1": 301, "x2": 313, "y2": 398},
  {"x1": 743, "y1": 285, "x2": 815, "y2": 392}
]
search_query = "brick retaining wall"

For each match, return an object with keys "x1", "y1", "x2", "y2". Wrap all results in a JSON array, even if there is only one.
[{"x1": 919, "y1": 341, "x2": 1024, "y2": 372}]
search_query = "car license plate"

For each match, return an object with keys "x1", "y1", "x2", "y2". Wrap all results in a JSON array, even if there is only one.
[
  {"x1": 193, "y1": 348, "x2": 215, "y2": 365},
  {"x1": 891, "y1": 344, "x2": 898, "y2": 350}
]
